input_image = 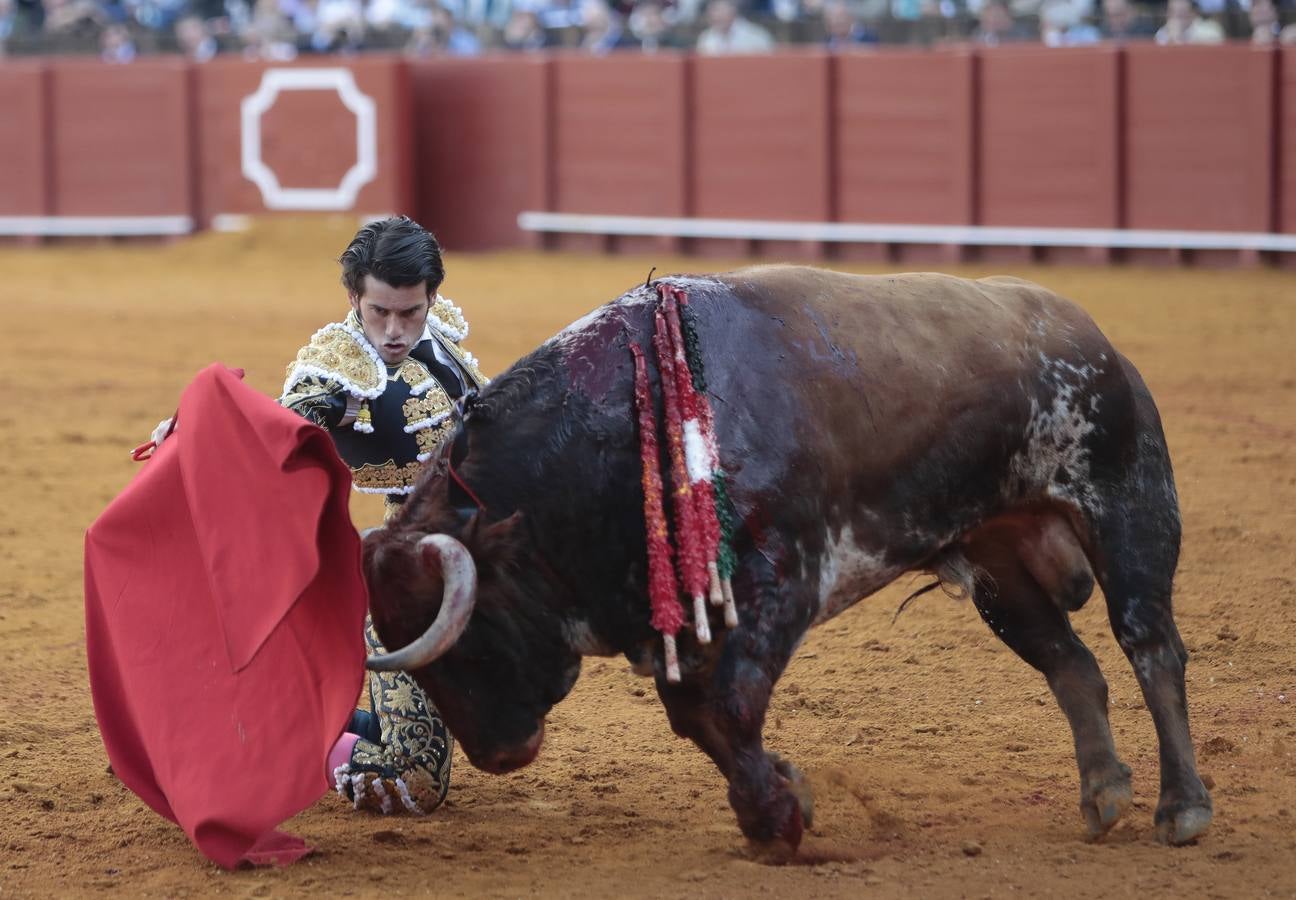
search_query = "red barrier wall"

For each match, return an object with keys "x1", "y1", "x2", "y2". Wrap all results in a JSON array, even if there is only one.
[
  {"x1": 551, "y1": 53, "x2": 688, "y2": 217},
  {"x1": 1281, "y1": 47, "x2": 1296, "y2": 234},
  {"x1": 1124, "y1": 45, "x2": 1275, "y2": 233},
  {"x1": 409, "y1": 57, "x2": 548, "y2": 251},
  {"x1": 0, "y1": 64, "x2": 49, "y2": 217},
  {"x1": 194, "y1": 57, "x2": 410, "y2": 226},
  {"x1": 691, "y1": 51, "x2": 831, "y2": 221},
  {"x1": 835, "y1": 49, "x2": 975, "y2": 226},
  {"x1": 9, "y1": 49, "x2": 1291, "y2": 258},
  {"x1": 49, "y1": 59, "x2": 192, "y2": 216},
  {"x1": 979, "y1": 46, "x2": 1120, "y2": 228}
]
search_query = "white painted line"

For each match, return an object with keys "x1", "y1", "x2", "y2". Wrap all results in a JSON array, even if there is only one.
[
  {"x1": 517, "y1": 212, "x2": 1296, "y2": 253},
  {"x1": 240, "y1": 68, "x2": 378, "y2": 212},
  {"x1": 0, "y1": 216, "x2": 194, "y2": 237}
]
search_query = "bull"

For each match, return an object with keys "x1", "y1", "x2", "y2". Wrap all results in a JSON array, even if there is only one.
[{"x1": 361, "y1": 266, "x2": 1212, "y2": 850}]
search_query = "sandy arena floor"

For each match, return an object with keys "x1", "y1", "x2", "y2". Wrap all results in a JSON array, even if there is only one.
[{"x1": 1, "y1": 219, "x2": 1294, "y2": 899}]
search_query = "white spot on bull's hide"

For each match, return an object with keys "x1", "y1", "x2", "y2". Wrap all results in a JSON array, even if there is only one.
[
  {"x1": 812, "y1": 525, "x2": 896, "y2": 626},
  {"x1": 562, "y1": 619, "x2": 614, "y2": 656},
  {"x1": 1007, "y1": 355, "x2": 1104, "y2": 514}
]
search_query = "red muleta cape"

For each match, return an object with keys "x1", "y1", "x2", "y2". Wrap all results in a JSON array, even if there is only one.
[{"x1": 84, "y1": 364, "x2": 367, "y2": 868}]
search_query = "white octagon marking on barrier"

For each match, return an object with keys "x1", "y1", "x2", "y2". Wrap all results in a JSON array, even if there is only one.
[{"x1": 240, "y1": 68, "x2": 377, "y2": 211}]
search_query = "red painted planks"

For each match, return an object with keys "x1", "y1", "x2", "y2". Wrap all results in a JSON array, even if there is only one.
[
  {"x1": 1124, "y1": 45, "x2": 1275, "y2": 233},
  {"x1": 835, "y1": 49, "x2": 975, "y2": 225},
  {"x1": 979, "y1": 46, "x2": 1120, "y2": 228},
  {"x1": 1280, "y1": 47, "x2": 1296, "y2": 234},
  {"x1": 49, "y1": 59, "x2": 192, "y2": 216},
  {"x1": 692, "y1": 50, "x2": 831, "y2": 221},
  {"x1": 0, "y1": 63, "x2": 49, "y2": 216},
  {"x1": 551, "y1": 52, "x2": 688, "y2": 217},
  {"x1": 409, "y1": 57, "x2": 548, "y2": 250}
]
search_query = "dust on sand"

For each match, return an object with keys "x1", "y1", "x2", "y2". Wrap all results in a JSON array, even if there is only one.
[{"x1": 2, "y1": 220, "x2": 1294, "y2": 898}]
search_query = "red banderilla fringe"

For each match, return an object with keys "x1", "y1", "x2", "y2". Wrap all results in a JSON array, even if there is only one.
[
  {"x1": 660, "y1": 289, "x2": 725, "y2": 612},
  {"x1": 631, "y1": 342, "x2": 683, "y2": 682},
  {"x1": 652, "y1": 308, "x2": 712, "y2": 645},
  {"x1": 662, "y1": 285, "x2": 738, "y2": 627}
]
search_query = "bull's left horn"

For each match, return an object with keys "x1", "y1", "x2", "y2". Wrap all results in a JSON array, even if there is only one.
[{"x1": 365, "y1": 534, "x2": 478, "y2": 672}]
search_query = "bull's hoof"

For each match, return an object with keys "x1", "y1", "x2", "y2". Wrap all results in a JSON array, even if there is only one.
[
  {"x1": 770, "y1": 753, "x2": 815, "y2": 830},
  {"x1": 743, "y1": 836, "x2": 799, "y2": 866},
  {"x1": 1155, "y1": 804, "x2": 1212, "y2": 846},
  {"x1": 1080, "y1": 770, "x2": 1133, "y2": 840}
]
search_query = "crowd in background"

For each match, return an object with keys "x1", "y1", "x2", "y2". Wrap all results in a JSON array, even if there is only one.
[{"x1": 1, "y1": 0, "x2": 1294, "y2": 61}]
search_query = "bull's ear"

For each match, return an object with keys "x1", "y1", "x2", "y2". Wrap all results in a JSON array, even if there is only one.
[{"x1": 465, "y1": 511, "x2": 526, "y2": 573}]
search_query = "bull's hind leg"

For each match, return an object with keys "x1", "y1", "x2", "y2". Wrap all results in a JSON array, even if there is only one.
[
  {"x1": 1090, "y1": 401, "x2": 1211, "y2": 844},
  {"x1": 962, "y1": 523, "x2": 1133, "y2": 839}
]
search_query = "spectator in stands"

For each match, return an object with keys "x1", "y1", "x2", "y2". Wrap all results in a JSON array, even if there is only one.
[
  {"x1": 538, "y1": 0, "x2": 584, "y2": 27},
  {"x1": 100, "y1": 20, "x2": 137, "y2": 59},
  {"x1": 696, "y1": 0, "x2": 774, "y2": 52},
  {"x1": 452, "y1": 0, "x2": 512, "y2": 30},
  {"x1": 501, "y1": 6, "x2": 553, "y2": 47},
  {"x1": 175, "y1": 13, "x2": 219, "y2": 58},
  {"x1": 972, "y1": 0, "x2": 1032, "y2": 42},
  {"x1": 1099, "y1": 0, "x2": 1155, "y2": 39},
  {"x1": 367, "y1": 0, "x2": 424, "y2": 30},
  {"x1": 628, "y1": 0, "x2": 688, "y2": 50},
  {"x1": 578, "y1": 0, "x2": 635, "y2": 50},
  {"x1": 1248, "y1": 0, "x2": 1281, "y2": 41},
  {"x1": 821, "y1": 0, "x2": 879, "y2": 45},
  {"x1": 1155, "y1": 0, "x2": 1224, "y2": 42},
  {"x1": 42, "y1": 0, "x2": 107, "y2": 43},
  {"x1": 241, "y1": 22, "x2": 299, "y2": 55},
  {"x1": 240, "y1": 0, "x2": 299, "y2": 57},
  {"x1": 305, "y1": 0, "x2": 366, "y2": 51},
  {"x1": 405, "y1": 1, "x2": 480, "y2": 52},
  {"x1": 1039, "y1": 0, "x2": 1100, "y2": 43},
  {"x1": 0, "y1": 0, "x2": 14, "y2": 53},
  {"x1": 121, "y1": 0, "x2": 187, "y2": 30}
]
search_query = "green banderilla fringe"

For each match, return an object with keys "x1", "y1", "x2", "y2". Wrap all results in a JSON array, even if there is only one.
[
  {"x1": 712, "y1": 471, "x2": 738, "y2": 581},
  {"x1": 678, "y1": 303, "x2": 708, "y2": 394}
]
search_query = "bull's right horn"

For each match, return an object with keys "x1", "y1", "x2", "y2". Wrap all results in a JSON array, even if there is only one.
[{"x1": 365, "y1": 534, "x2": 477, "y2": 672}]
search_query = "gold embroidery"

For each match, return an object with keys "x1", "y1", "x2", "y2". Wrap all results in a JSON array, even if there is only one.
[
  {"x1": 280, "y1": 375, "x2": 344, "y2": 428},
  {"x1": 415, "y1": 419, "x2": 456, "y2": 459},
  {"x1": 393, "y1": 357, "x2": 433, "y2": 391},
  {"x1": 350, "y1": 460, "x2": 425, "y2": 493},
  {"x1": 438, "y1": 337, "x2": 488, "y2": 388},
  {"x1": 431, "y1": 296, "x2": 468, "y2": 340},
  {"x1": 341, "y1": 618, "x2": 453, "y2": 814},
  {"x1": 382, "y1": 497, "x2": 404, "y2": 522},
  {"x1": 286, "y1": 323, "x2": 384, "y2": 396},
  {"x1": 402, "y1": 389, "x2": 451, "y2": 426}
]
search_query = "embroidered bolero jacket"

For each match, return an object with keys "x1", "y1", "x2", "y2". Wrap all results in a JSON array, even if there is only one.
[{"x1": 279, "y1": 296, "x2": 488, "y2": 495}]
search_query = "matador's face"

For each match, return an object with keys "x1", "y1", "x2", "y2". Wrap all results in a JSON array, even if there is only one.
[{"x1": 350, "y1": 274, "x2": 430, "y2": 366}]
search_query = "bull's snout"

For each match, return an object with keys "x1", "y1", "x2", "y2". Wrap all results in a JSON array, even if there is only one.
[{"x1": 477, "y1": 721, "x2": 545, "y2": 774}]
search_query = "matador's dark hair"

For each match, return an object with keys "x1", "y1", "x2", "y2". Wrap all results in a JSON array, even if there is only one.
[{"x1": 339, "y1": 216, "x2": 445, "y2": 299}]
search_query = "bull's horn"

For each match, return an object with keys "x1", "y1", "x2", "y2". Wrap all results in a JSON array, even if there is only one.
[{"x1": 365, "y1": 534, "x2": 477, "y2": 672}]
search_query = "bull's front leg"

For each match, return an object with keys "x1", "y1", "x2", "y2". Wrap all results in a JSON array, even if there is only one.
[
  {"x1": 657, "y1": 665, "x2": 810, "y2": 849},
  {"x1": 654, "y1": 568, "x2": 814, "y2": 850}
]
